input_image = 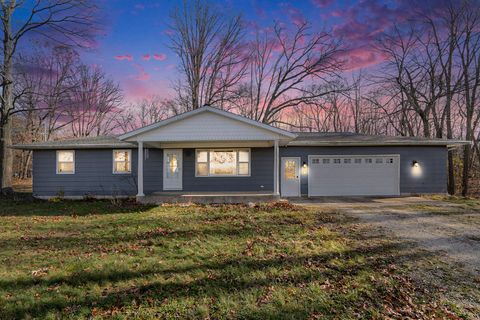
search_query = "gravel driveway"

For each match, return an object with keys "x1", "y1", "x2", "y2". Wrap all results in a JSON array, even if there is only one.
[
  {"x1": 294, "y1": 196, "x2": 480, "y2": 317},
  {"x1": 296, "y1": 196, "x2": 480, "y2": 274}
]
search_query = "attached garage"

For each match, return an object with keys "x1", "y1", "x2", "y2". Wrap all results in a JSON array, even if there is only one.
[{"x1": 307, "y1": 155, "x2": 400, "y2": 196}]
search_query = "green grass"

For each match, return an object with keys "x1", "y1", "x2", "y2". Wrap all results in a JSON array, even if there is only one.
[{"x1": 0, "y1": 200, "x2": 458, "y2": 319}]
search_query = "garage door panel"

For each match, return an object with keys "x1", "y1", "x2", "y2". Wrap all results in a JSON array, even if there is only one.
[{"x1": 308, "y1": 155, "x2": 400, "y2": 196}]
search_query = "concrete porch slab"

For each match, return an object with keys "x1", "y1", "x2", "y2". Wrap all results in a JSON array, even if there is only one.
[{"x1": 138, "y1": 191, "x2": 280, "y2": 205}]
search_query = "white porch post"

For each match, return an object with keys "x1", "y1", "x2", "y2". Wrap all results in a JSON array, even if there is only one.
[
  {"x1": 137, "y1": 141, "x2": 145, "y2": 197},
  {"x1": 273, "y1": 139, "x2": 280, "y2": 195}
]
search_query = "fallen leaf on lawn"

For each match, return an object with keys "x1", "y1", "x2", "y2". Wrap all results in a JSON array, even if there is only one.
[{"x1": 31, "y1": 267, "x2": 49, "y2": 277}]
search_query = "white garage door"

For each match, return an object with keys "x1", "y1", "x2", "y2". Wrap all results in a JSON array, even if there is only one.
[{"x1": 308, "y1": 155, "x2": 400, "y2": 196}]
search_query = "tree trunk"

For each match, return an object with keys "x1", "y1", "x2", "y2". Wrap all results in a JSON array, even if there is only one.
[
  {"x1": 0, "y1": 7, "x2": 14, "y2": 195},
  {"x1": 0, "y1": 119, "x2": 13, "y2": 194},
  {"x1": 462, "y1": 144, "x2": 470, "y2": 196},
  {"x1": 446, "y1": 100, "x2": 455, "y2": 195}
]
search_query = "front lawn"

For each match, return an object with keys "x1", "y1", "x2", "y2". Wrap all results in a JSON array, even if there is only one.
[{"x1": 0, "y1": 200, "x2": 459, "y2": 319}]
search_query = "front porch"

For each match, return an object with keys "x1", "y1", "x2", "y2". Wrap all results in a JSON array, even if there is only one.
[
  {"x1": 117, "y1": 106, "x2": 298, "y2": 203},
  {"x1": 137, "y1": 191, "x2": 281, "y2": 204}
]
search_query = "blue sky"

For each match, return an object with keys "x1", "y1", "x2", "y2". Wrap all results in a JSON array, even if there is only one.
[{"x1": 77, "y1": 0, "x2": 440, "y2": 102}]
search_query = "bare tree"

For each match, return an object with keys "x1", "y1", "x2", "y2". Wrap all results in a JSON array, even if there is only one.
[
  {"x1": 455, "y1": 1, "x2": 480, "y2": 196},
  {"x1": 169, "y1": 0, "x2": 247, "y2": 111},
  {"x1": 116, "y1": 96, "x2": 174, "y2": 133},
  {"x1": 0, "y1": 0, "x2": 97, "y2": 193},
  {"x1": 234, "y1": 21, "x2": 343, "y2": 125},
  {"x1": 13, "y1": 46, "x2": 79, "y2": 178},
  {"x1": 422, "y1": 3, "x2": 465, "y2": 194},
  {"x1": 66, "y1": 65, "x2": 123, "y2": 137}
]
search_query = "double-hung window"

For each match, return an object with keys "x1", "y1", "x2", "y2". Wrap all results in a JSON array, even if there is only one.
[
  {"x1": 113, "y1": 150, "x2": 132, "y2": 174},
  {"x1": 56, "y1": 150, "x2": 75, "y2": 174},
  {"x1": 196, "y1": 149, "x2": 250, "y2": 177}
]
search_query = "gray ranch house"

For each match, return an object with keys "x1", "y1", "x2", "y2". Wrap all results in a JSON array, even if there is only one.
[{"x1": 14, "y1": 106, "x2": 467, "y2": 203}]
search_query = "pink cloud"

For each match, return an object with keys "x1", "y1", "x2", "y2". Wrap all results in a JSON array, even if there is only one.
[
  {"x1": 123, "y1": 79, "x2": 173, "y2": 103},
  {"x1": 153, "y1": 53, "x2": 167, "y2": 61},
  {"x1": 340, "y1": 46, "x2": 386, "y2": 71},
  {"x1": 114, "y1": 55, "x2": 133, "y2": 61},
  {"x1": 281, "y1": 3, "x2": 306, "y2": 27},
  {"x1": 132, "y1": 63, "x2": 150, "y2": 81},
  {"x1": 142, "y1": 54, "x2": 151, "y2": 61},
  {"x1": 312, "y1": 0, "x2": 335, "y2": 7}
]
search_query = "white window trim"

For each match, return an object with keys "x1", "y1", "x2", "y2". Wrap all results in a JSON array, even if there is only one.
[
  {"x1": 56, "y1": 150, "x2": 75, "y2": 174},
  {"x1": 112, "y1": 149, "x2": 132, "y2": 174},
  {"x1": 195, "y1": 148, "x2": 251, "y2": 177}
]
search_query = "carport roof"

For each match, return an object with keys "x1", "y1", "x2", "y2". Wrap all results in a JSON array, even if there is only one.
[{"x1": 289, "y1": 132, "x2": 470, "y2": 147}]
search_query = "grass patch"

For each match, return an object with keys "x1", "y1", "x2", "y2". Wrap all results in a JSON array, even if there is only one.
[{"x1": 0, "y1": 200, "x2": 460, "y2": 319}]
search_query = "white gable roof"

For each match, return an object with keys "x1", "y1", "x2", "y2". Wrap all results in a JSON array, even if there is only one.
[{"x1": 119, "y1": 106, "x2": 296, "y2": 142}]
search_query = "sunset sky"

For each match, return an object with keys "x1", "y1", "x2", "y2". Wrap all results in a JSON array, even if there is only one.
[{"x1": 81, "y1": 0, "x2": 443, "y2": 103}]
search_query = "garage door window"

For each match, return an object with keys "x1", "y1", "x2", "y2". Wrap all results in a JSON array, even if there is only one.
[
  {"x1": 344, "y1": 158, "x2": 351, "y2": 164},
  {"x1": 354, "y1": 158, "x2": 362, "y2": 164},
  {"x1": 375, "y1": 158, "x2": 383, "y2": 164},
  {"x1": 365, "y1": 159, "x2": 372, "y2": 164},
  {"x1": 322, "y1": 159, "x2": 329, "y2": 164},
  {"x1": 333, "y1": 159, "x2": 341, "y2": 164}
]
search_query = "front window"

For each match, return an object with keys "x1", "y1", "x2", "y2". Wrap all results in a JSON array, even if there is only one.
[
  {"x1": 113, "y1": 150, "x2": 131, "y2": 173},
  {"x1": 57, "y1": 150, "x2": 75, "y2": 174},
  {"x1": 196, "y1": 149, "x2": 250, "y2": 177}
]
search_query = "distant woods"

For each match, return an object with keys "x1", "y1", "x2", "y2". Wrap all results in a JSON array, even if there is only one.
[{"x1": 4, "y1": 0, "x2": 480, "y2": 195}]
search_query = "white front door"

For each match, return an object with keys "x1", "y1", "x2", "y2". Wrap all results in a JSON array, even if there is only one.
[
  {"x1": 163, "y1": 149, "x2": 183, "y2": 190},
  {"x1": 281, "y1": 157, "x2": 301, "y2": 197}
]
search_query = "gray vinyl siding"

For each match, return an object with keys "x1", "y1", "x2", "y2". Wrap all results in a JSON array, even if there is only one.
[
  {"x1": 33, "y1": 149, "x2": 138, "y2": 197},
  {"x1": 32, "y1": 145, "x2": 447, "y2": 197},
  {"x1": 144, "y1": 148, "x2": 163, "y2": 194},
  {"x1": 280, "y1": 146, "x2": 447, "y2": 195},
  {"x1": 181, "y1": 148, "x2": 274, "y2": 192}
]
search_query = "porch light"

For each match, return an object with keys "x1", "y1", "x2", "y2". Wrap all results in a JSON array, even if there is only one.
[
  {"x1": 411, "y1": 160, "x2": 422, "y2": 178},
  {"x1": 301, "y1": 161, "x2": 308, "y2": 175}
]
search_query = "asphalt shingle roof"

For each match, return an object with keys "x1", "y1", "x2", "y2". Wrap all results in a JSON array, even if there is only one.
[
  {"x1": 11, "y1": 136, "x2": 136, "y2": 150},
  {"x1": 11, "y1": 132, "x2": 468, "y2": 150},
  {"x1": 289, "y1": 132, "x2": 467, "y2": 147}
]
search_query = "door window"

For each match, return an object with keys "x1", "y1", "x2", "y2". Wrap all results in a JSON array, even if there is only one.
[
  {"x1": 284, "y1": 160, "x2": 297, "y2": 180},
  {"x1": 167, "y1": 154, "x2": 179, "y2": 178}
]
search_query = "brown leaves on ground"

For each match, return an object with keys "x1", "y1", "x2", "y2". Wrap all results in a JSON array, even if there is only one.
[{"x1": 31, "y1": 267, "x2": 49, "y2": 277}]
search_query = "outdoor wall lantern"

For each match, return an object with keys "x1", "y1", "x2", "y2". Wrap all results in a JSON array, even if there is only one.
[
  {"x1": 301, "y1": 161, "x2": 308, "y2": 175},
  {"x1": 411, "y1": 160, "x2": 422, "y2": 178}
]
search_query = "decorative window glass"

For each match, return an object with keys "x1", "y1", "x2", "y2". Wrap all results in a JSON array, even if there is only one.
[
  {"x1": 322, "y1": 159, "x2": 330, "y2": 164},
  {"x1": 284, "y1": 160, "x2": 296, "y2": 180},
  {"x1": 344, "y1": 158, "x2": 351, "y2": 164},
  {"x1": 166, "y1": 153, "x2": 179, "y2": 178},
  {"x1": 196, "y1": 149, "x2": 250, "y2": 176},
  {"x1": 365, "y1": 158, "x2": 373, "y2": 164},
  {"x1": 56, "y1": 150, "x2": 75, "y2": 174},
  {"x1": 113, "y1": 150, "x2": 131, "y2": 173},
  {"x1": 333, "y1": 159, "x2": 341, "y2": 164},
  {"x1": 375, "y1": 158, "x2": 383, "y2": 164},
  {"x1": 354, "y1": 158, "x2": 362, "y2": 164}
]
